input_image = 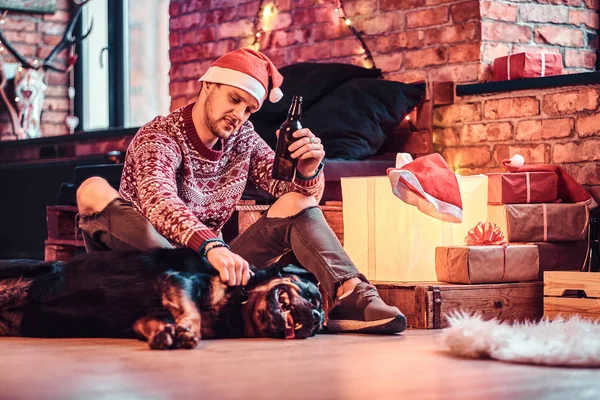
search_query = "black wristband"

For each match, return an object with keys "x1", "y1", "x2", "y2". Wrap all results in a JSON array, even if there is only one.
[
  {"x1": 203, "y1": 242, "x2": 230, "y2": 257},
  {"x1": 296, "y1": 162, "x2": 324, "y2": 181},
  {"x1": 198, "y1": 238, "x2": 225, "y2": 254}
]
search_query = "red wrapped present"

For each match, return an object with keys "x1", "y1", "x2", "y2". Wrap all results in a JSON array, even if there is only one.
[
  {"x1": 487, "y1": 172, "x2": 558, "y2": 205},
  {"x1": 492, "y1": 53, "x2": 563, "y2": 81}
]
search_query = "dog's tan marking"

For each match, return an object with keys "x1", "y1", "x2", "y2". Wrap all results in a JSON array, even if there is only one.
[
  {"x1": 133, "y1": 316, "x2": 175, "y2": 350},
  {"x1": 0, "y1": 278, "x2": 32, "y2": 308},
  {"x1": 209, "y1": 277, "x2": 227, "y2": 306},
  {"x1": 161, "y1": 274, "x2": 202, "y2": 348},
  {"x1": 0, "y1": 311, "x2": 24, "y2": 336}
]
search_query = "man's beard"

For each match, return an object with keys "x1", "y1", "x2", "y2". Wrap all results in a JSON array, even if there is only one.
[{"x1": 204, "y1": 91, "x2": 235, "y2": 141}]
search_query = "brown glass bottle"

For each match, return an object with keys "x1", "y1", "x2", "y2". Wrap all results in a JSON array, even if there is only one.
[{"x1": 272, "y1": 95, "x2": 303, "y2": 181}]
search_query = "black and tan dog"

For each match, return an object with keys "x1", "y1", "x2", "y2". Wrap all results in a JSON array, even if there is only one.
[{"x1": 0, "y1": 248, "x2": 324, "y2": 349}]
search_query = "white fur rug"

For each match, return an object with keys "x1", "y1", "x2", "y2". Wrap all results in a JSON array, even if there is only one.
[{"x1": 441, "y1": 312, "x2": 600, "y2": 367}]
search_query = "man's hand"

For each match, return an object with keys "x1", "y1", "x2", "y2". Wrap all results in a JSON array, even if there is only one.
[
  {"x1": 277, "y1": 128, "x2": 325, "y2": 178},
  {"x1": 206, "y1": 246, "x2": 251, "y2": 286}
]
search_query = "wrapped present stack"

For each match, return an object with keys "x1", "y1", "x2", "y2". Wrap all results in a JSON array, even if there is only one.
[
  {"x1": 485, "y1": 155, "x2": 597, "y2": 280},
  {"x1": 434, "y1": 154, "x2": 598, "y2": 284}
]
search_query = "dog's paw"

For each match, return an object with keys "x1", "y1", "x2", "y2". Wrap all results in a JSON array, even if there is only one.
[
  {"x1": 175, "y1": 325, "x2": 201, "y2": 349},
  {"x1": 149, "y1": 324, "x2": 176, "y2": 350}
]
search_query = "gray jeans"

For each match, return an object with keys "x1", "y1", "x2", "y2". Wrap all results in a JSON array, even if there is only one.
[{"x1": 77, "y1": 198, "x2": 365, "y2": 298}]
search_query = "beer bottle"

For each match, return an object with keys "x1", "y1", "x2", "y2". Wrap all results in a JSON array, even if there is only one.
[{"x1": 272, "y1": 95, "x2": 303, "y2": 181}]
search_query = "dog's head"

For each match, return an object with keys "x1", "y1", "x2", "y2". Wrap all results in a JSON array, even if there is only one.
[{"x1": 241, "y1": 265, "x2": 323, "y2": 339}]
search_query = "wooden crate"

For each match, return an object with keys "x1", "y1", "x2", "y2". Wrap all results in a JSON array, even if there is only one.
[
  {"x1": 375, "y1": 280, "x2": 544, "y2": 329},
  {"x1": 44, "y1": 242, "x2": 85, "y2": 262},
  {"x1": 236, "y1": 200, "x2": 344, "y2": 245},
  {"x1": 544, "y1": 271, "x2": 600, "y2": 321},
  {"x1": 45, "y1": 205, "x2": 84, "y2": 261},
  {"x1": 46, "y1": 205, "x2": 82, "y2": 242}
]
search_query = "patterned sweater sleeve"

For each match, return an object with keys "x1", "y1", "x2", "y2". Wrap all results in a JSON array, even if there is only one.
[
  {"x1": 247, "y1": 132, "x2": 325, "y2": 202},
  {"x1": 125, "y1": 129, "x2": 218, "y2": 251}
]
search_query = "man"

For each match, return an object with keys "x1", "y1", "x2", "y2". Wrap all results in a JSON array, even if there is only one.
[{"x1": 76, "y1": 48, "x2": 406, "y2": 334}]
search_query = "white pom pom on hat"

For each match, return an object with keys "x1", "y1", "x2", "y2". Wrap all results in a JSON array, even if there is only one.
[
  {"x1": 198, "y1": 48, "x2": 284, "y2": 107},
  {"x1": 508, "y1": 154, "x2": 525, "y2": 167},
  {"x1": 269, "y1": 87, "x2": 284, "y2": 103},
  {"x1": 501, "y1": 154, "x2": 525, "y2": 168}
]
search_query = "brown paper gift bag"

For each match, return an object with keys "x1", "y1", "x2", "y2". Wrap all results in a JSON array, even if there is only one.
[{"x1": 341, "y1": 175, "x2": 488, "y2": 281}]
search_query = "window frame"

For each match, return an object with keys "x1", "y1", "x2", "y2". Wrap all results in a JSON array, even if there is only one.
[{"x1": 74, "y1": 0, "x2": 129, "y2": 131}]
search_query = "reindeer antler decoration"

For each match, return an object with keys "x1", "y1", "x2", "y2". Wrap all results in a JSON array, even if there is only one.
[{"x1": 0, "y1": 0, "x2": 94, "y2": 139}]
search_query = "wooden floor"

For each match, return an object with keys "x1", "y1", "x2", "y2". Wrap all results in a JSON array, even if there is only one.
[{"x1": 1, "y1": 330, "x2": 599, "y2": 400}]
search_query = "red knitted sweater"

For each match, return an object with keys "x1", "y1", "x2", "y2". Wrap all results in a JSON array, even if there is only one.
[{"x1": 119, "y1": 103, "x2": 325, "y2": 251}]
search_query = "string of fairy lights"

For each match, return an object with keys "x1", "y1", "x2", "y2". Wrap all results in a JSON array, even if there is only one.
[{"x1": 250, "y1": 0, "x2": 377, "y2": 70}]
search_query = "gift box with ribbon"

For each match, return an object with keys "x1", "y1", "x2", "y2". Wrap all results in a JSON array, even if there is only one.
[
  {"x1": 435, "y1": 222, "x2": 539, "y2": 284},
  {"x1": 513, "y1": 241, "x2": 588, "y2": 279},
  {"x1": 487, "y1": 172, "x2": 558, "y2": 205},
  {"x1": 492, "y1": 52, "x2": 563, "y2": 81},
  {"x1": 487, "y1": 203, "x2": 589, "y2": 242}
]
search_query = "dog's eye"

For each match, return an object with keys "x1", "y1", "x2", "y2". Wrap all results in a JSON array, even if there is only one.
[{"x1": 305, "y1": 293, "x2": 320, "y2": 308}]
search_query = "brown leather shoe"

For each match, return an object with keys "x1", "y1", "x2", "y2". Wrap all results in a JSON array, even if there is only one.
[{"x1": 326, "y1": 282, "x2": 407, "y2": 334}]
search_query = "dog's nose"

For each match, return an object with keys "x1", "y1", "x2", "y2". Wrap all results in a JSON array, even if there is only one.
[{"x1": 312, "y1": 309, "x2": 322, "y2": 326}]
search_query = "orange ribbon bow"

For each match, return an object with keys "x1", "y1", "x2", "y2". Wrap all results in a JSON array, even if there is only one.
[
  {"x1": 464, "y1": 221, "x2": 508, "y2": 246},
  {"x1": 464, "y1": 222, "x2": 510, "y2": 282}
]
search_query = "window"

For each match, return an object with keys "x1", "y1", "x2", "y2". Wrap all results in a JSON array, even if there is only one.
[{"x1": 78, "y1": 0, "x2": 171, "y2": 131}]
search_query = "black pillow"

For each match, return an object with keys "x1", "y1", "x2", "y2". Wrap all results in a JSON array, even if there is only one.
[
  {"x1": 253, "y1": 62, "x2": 383, "y2": 119},
  {"x1": 301, "y1": 77, "x2": 424, "y2": 160}
]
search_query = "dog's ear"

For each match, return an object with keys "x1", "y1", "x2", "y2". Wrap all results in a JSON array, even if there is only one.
[{"x1": 280, "y1": 264, "x2": 319, "y2": 286}]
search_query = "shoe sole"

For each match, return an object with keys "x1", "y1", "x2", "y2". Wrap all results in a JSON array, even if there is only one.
[{"x1": 326, "y1": 314, "x2": 407, "y2": 335}]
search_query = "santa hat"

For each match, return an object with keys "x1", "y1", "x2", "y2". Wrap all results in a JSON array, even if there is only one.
[
  {"x1": 387, "y1": 153, "x2": 463, "y2": 223},
  {"x1": 503, "y1": 154, "x2": 598, "y2": 210},
  {"x1": 198, "y1": 48, "x2": 284, "y2": 106}
]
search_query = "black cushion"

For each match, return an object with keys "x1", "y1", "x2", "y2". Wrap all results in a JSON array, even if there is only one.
[
  {"x1": 250, "y1": 63, "x2": 425, "y2": 159},
  {"x1": 256, "y1": 62, "x2": 383, "y2": 118},
  {"x1": 302, "y1": 77, "x2": 424, "y2": 160}
]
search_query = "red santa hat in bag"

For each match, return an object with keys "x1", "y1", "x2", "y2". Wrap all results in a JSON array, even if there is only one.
[
  {"x1": 198, "y1": 48, "x2": 284, "y2": 106},
  {"x1": 503, "y1": 154, "x2": 598, "y2": 209},
  {"x1": 387, "y1": 153, "x2": 463, "y2": 223}
]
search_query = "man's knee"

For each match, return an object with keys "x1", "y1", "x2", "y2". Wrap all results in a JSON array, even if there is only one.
[
  {"x1": 267, "y1": 192, "x2": 317, "y2": 219},
  {"x1": 76, "y1": 176, "x2": 120, "y2": 215}
]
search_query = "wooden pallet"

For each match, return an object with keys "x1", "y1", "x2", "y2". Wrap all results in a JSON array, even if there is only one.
[
  {"x1": 375, "y1": 280, "x2": 544, "y2": 329},
  {"x1": 544, "y1": 271, "x2": 600, "y2": 321}
]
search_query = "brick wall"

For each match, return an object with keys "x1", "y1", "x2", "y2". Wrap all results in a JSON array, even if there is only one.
[
  {"x1": 168, "y1": 0, "x2": 483, "y2": 109},
  {"x1": 433, "y1": 84, "x2": 600, "y2": 202},
  {"x1": 0, "y1": 0, "x2": 73, "y2": 140},
  {"x1": 169, "y1": 0, "x2": 599, "y2": 109},
  {"x1": 480, "y1": 0, "x2": 599, "y2": 80}
]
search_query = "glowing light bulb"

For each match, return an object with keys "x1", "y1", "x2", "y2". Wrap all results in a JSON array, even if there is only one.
[
  {"x1": 263, "y1": 4, "x2": 274, "y2": 18},
  {"x1": 345, "y1": 19, "x2": 351, "y2": 25},
  {"x1": 256, "y1": 32, "x2": 261, "y2": 38}
]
